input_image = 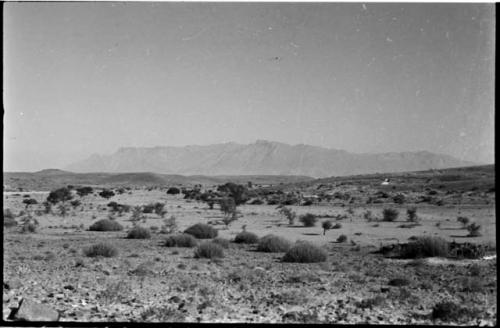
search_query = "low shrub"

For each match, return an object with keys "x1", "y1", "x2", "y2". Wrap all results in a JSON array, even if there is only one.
[
  {"x1": 89, "y1": 219, "x2": 123, "y2": 231},
  {"x1": 212, "y1": 237, "x2": 230, "y2": 249},
  {"x1": 388, "y1": 277, "x2": 411, "y2": 286},
  {"x1": 83, "y1": 242, "x2": 118, "y2": 257},
  {"x1": 332, "y1": 223, "x2": 342, "y2": 229},
  {"x1": 299, "y1": 213, "x2": 317, "y2": 227},
  {"x1": 457, "y1": 216, "x2": 470, "y2": 228},
  {"x1": 401, "y1": 236, "x2": 449, "y2": 258},
  {"x1": 234, "y1": 231, "x2": 259, "y2": 244},
  {"x1": 382, "y1": 208, "x2": 399, "y2": 222},
  {"x1": 164, "y1": 234, "x2": 198, "y2": 247},
  {"x1": 257, "y1": 234, "x2": 291, "y2": 252},
  {"x1": 337, "y1": 235, "x2": 347, "y2": 243},
  {"x1": 127, "y1": 226, "x2": 151, "y2": 239},
  {"x1": 282, "y1": 242, "x2": 327, "y2": 263},
  {"x1": 194, "y1": 241, "x2": 224, "y2": 259},
  {"x1": 184, "y1": 223, "x2": 218, "y2": 239}
]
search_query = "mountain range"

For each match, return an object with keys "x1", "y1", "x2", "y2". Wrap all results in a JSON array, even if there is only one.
[{"x1": 65, "y1": 140, "x2": 476, "y2": 178}]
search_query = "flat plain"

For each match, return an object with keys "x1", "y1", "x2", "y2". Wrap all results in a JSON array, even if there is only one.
[{"x1": 2, "y1": 165, "x2": 496, "y2": 324}]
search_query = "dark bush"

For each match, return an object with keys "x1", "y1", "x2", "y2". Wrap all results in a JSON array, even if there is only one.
[
  {"x1": 299, "y1": 213, "x2": 317, "y2": 227},
  {"x1": 164, "y1": 234, "x2": 198, "y2": 247},
  {"x1": 322, "y1": 220, "x2": 332, "y2": 235},
  {"x1": 337, "y1": 235, "x2": 347, "y2": 243},
  {"x1": 167, "y1": 187, "x2": 180, "y2": 195},
  {"x1": 457, "y1": 216, "x2": 470, "y2": 227},
  {"x1": 83, "y1": 242, "x2": 118, "y2": 257},
  {"x1": 127, "y1": 226, "x2": 151, "y2": 239},
  {"x1": 234, "y1": 231, "x2": 259, "y2": 244},
  {"x1": 332, "y1": 223, "x2": 342, "y2": 229},
  {"x1": 98, "y1": 189, "x2": 115, "y2": 199},
  {"x1": 282, "y1": 242, "x2": 327, "y2": 263},
  {"x1": 257, "y1": 234, "x2": 291, "y2": 252},
  {"x1": 382, "y1": 208, "x2": 399, "y2": 222},
  {"x1": 406, "y1": 207, "x2": 418, "y2": 222},
  {"x1": 89, "y1": 219, "x2": 123, "y2": 231},
  {"x1": 466, "y1": 223, "x2": 482, "y2": 237},
  {"x1": 431, "y1": 301, "x2": 480, "y2": 322},
  {"x1": 401, "y1": 236, "x2": 449, "y2": 258},
  {"x1": 47, "y1": 187, "x2": 73, "y2": 204},
  {"x1": 184, "y1": 223, "x2": 218, "y2": 239},
  {"x1": 194, "y1": 241, "x2": 224, "y2": 259},
  {"x1": 76, "y1": 186, "x2": 93, "y2": 197}
]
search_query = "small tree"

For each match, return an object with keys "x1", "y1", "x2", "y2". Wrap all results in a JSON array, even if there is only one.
[
  {"x1": 322, "y1": 220, "x2": 333, "y2": 235},
  {"x1": 457, "y1": 216, "x2": 470, "y2": 228},
  {"x1": 23, "y1": 198, "x2": 38, "y2": 210},
  {"x1": 131, "y1": 206, "x2": 144, "y2": 225},
  {"x1": 47, "y1": 187, "x2": 73, "y2": 217},
  {"x1": 153, "y1": 202, "x2": 167, "y2": 218},
  {"x1": 279, "y1": 207, "x2": 296, "y2": 225},
  {"x1": 406, "y1": 207, "x2": 419, "y2": 222},
  {"x1": 219, "y1": 197, "x2": 236, "y2": 219},
  {"x1": 382, "y1": 208, "x2": 399, "y2": 222},
  {"x1": 466, "y1": 223, "x2": 482, "y2": 237}
]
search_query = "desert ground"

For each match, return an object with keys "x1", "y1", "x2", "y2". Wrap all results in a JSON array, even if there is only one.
[{"x1": 2, "y1": 167, "x2": 497, "y2": 324}]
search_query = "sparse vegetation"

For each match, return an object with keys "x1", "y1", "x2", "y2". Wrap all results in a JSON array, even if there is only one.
[
  {"x1": 282, "y1": 242, "x2": 327, "y2": 263},
  {"x1": 400, "y1": 236, "x2": 449, "y2": 258}
]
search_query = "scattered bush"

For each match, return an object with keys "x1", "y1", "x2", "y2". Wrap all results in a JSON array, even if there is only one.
[
  {"x1": 83, "y1": 242, "x2": 118, "y2": 257},
  {"x1": 164, "y1": 234, "x2": 198, "y2": 247},
  {"x1": 282, "y1": 242, "x2": 327, "y2": 263},
  {"x1": 401, "y1": 236, "x2": 449, "y2": 258},
  {"x1": 382, "y1": 208, "x2": 399, "y2": 222},
  {"x1": 234, "y1": 231, "x2": 259, "y2": 244},
  {"x1": 257, "y1": 234, "x2": 291, "y2": 252},
  {"x1": 337, "y1": 235, "x2": 347, "y2": 243},
  {"x1": 184, "y1": 223, "x2": 218, "y2": 239},
  {"x1": 89, "y1": 219, "x2": 123, "y2": 232},
  {"x1": 466, "y1": 223, "x2": 482, "y2": 237},
  {"x1": 127, "y1": 226, "x2": 151, "y2": 239},
  {"x1": 194, "y1": 241, "x2": 224, "y2": 259},
  {"x1": 299, "y1": 213, "x2": 317, "y2": 227},
  {"x1": 98, "y1": 189, "x2": 115, "y2": 199}
]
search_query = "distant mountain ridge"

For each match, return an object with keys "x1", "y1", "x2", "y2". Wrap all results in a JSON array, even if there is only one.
[{"x1": 65, "y1": 140, "x2": 476, "y2": 178}]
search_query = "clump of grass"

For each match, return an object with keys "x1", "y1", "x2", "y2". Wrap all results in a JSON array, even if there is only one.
[
  {"x1": 194, "y1": 241, "x2": 224, "y2": 259},
  {"x1": 282, "y1": 241, "x2": 327, "y2": 263},
  {"x1": 184, "y1": 223, "x2": 218, "y2": 239},
  {"x1": 234, "y1": 231, "x2": 259, "y2": 244},
  {"x1": 299, "y1": 213, "x2": 317, "y2": 227},
  {"x1": 382, "y1": 208, "x2": 399, "y2": 222},
  {"x1": 83, "y1": 242, "x2": 118, "y2": 257},
  {"x1": 212, "y1": 237, "x2": 230, "y2": 249},
  {"x1": 401, "y1": 236, "x2": 449, "y2": 258},
  {"x1": 337, "y1": 235, "x2": 347, "y2": 243},
  {"x1": 127, "y1": 226, "x2": 151, "y2": 239},
  {"x1": 164, "y1": 234, "x2": 198, "y2": 247},
  {"x1": 257, "y1": 234, "x2": 291, "y2": 252},
  {"x1": 89, "y1": 219, "x2": 123, "y2": 231}
]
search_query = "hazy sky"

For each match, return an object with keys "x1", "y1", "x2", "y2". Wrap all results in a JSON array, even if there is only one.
[{"x1": 3, "y1": 2, "x2": 495, "y2": 171}]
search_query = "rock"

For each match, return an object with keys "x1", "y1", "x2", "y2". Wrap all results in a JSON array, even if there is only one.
[{"x1": 11, "y1": 298, "x2": 60, "y2": 321}]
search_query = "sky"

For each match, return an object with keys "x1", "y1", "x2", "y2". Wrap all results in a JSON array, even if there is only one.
[{"x1": 3, "y1": 2, "x2": 495, "y2": 172}]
